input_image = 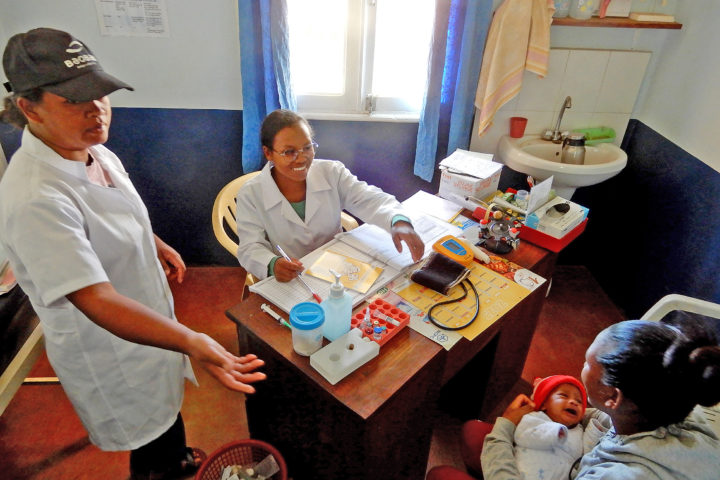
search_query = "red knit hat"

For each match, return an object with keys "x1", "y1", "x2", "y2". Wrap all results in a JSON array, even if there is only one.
[{"x1": 532, "y1": 375, "x2": 587, "y2": 412}]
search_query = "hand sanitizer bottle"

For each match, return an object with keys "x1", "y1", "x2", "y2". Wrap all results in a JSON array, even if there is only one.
[{"x1": 321, "y1": 269, "x2": 352, "y2": 341}]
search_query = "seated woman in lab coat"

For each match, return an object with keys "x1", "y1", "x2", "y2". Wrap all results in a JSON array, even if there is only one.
[
  {"x1": 236, "y1": 109, "x2": 425, "y2": 282},
  {"x1": 0, "y1": 28, "x2": 266, "y2": 480}
]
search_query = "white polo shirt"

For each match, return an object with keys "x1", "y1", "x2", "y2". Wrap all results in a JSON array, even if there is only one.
[{"x1": 0, "y1": 128, "x2": 195, "y2": 451}]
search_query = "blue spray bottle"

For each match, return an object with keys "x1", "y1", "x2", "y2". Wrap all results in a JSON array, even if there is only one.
[{"x1": 321, "y1": 269, "x2": 352, "y2": 341}]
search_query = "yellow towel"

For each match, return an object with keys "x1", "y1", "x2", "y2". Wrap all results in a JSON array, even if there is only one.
[{"x1": 475, "y1": 0, "x2": 554, "y2": 136}]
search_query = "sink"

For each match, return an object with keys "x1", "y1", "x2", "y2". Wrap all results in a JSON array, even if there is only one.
[{"x1": 496, "y1": 135, "x2": 628, "y2": 199}]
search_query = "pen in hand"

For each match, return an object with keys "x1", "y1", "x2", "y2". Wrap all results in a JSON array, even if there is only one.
[{"x1": 275, "y1": 245, "x2": 323, "y2": 303}]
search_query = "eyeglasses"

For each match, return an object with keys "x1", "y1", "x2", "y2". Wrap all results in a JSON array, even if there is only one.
[{"x1": 273, "y1": 142, "x2": 318, "y2": 161}]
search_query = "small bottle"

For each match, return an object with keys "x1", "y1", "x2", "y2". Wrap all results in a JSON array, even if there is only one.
[
  {"x1": 321, "y1": 269, "x2": 352, "y2": 341},
  {"x1": 373, "y1": 326, "x2": 383, "y2": 341},
  {"x1": 362, "y1": 309, "x2": 373, "y2": 335},
  {"x1": 514, "y1": 190, "x2": 529, "y2": 210}
]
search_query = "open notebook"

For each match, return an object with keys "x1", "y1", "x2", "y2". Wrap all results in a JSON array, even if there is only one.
[{"x1": 249, "y1": 215, "x2": 459, "y2": 314}]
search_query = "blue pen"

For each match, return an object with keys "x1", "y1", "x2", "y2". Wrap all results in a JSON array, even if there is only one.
[{"x1": 275, "y1": 245, "x2": 322, "y2": 303}]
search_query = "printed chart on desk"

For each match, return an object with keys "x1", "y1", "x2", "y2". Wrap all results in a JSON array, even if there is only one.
[{"x1": 395, "y1": 258, "x2": 546, "y2": 342}]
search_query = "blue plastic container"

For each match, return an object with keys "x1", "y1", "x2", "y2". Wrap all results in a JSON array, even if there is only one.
[{"x1": 289, "y1": 302, "x2": 325, "y2": 356}]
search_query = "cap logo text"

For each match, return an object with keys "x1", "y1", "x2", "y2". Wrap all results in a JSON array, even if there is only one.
[
  {"x1": 64, "y1": 54, "x2": 97, "y2": 68},
  {"x1": 66, "y1": 40, "x2": 84, "y2": 54}
]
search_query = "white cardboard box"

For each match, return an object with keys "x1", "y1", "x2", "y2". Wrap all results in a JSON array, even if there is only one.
[
  {"x1": 524, "y1": 196, "x2": 589, "y2": 239},
  {"x1": 438, "y1": 149, "x2": 502, "y2": 204}
]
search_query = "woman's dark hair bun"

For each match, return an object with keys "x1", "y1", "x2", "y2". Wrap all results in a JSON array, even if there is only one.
[{"x1": 663, "y1": 311, "x2": 720, "y2": 407}]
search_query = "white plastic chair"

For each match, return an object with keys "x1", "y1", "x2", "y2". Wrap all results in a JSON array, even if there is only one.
[
  {"x1": 643, "y1": 294, "x2": 720, "y2": 425},
  {"x1": 640, "y1": 294, "x2": 720, "y2": 322}
]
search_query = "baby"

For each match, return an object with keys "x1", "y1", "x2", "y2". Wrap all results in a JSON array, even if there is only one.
[{"x1": 514, "y1": 375, "x2": 606, "y2": 480}]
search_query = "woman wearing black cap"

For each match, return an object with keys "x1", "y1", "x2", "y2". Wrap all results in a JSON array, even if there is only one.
[{"x1": 0, "y1": 28, "x2": 266, "y2": 480}]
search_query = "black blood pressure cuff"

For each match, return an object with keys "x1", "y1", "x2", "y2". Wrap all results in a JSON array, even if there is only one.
[{"x1": 410, "y1": 252, "x2": 470, "y2": 296}]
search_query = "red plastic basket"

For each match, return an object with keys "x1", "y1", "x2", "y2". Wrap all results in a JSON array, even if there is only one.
[{"x1": 194, "y1": 439, "x2": 288, "y2": 480}]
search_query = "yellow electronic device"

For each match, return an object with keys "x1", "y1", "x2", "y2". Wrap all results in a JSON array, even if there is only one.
[{"x1": 432, "y1": 235, "x2": 475, "y2": 267}]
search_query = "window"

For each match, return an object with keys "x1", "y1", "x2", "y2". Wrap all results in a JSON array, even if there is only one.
[{"x1": 287, "y1": 0, "x2": 435, "y2": 117}]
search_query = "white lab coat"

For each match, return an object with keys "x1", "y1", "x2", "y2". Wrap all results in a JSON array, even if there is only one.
[
  {"x1": 236, "y1": 159, "x2": 411, "y2": 279},
  {"x1": 0, "y1": 129, "x2": 196, "y2": 451}
]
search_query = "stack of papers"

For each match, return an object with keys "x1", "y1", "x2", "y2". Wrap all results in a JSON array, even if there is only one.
[
  {"x1": 439, "y1": 149, "x2": 496, "y2": 177},
  {"x1": 250, "y1": 215, "x2": 460, "y2": 314}
]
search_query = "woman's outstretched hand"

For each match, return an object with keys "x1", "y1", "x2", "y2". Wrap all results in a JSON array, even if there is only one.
[
  {"x1": 391, "y1": 221, "x2": 425, "y2": 262},
  {"x1": 502, "y1": 394, "x2": 536, "y2": 425},
  {"x1": 188, "y1": 332, "x2": 266, "y2": 393}
]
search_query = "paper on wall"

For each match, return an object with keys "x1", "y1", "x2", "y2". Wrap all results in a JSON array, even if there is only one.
[{"x1": 95, "y1": 0, "x2": 170, "y2": 37}]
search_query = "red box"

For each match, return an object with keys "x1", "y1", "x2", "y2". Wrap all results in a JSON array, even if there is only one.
[
  {"x1": 518, "y1": 218, "x2": 588, "y2": 252},
  {"x1": 471, "y1": 206, "x2": 587, "y2": 253}
]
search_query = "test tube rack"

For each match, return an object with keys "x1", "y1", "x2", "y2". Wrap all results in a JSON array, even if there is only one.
[{"x1": 351, "y1": 298, "x2": 410, "y2": 347}]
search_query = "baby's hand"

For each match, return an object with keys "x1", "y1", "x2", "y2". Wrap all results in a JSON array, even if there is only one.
[{"x1": 502, "y1": 394, "x2": 535, "y2": 425}]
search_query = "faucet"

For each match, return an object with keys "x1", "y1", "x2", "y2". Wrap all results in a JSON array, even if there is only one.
[{"x1": 542, "y1": 96, "x2": 572, "y2": 143}]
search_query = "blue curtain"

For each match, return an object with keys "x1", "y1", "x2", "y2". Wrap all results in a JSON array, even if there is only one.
[
  {"x1": 238, "y1": 0, "x2": 296, "y2": 173},
  {"x1": 414, "y1": 0, "x2": 492, "y2": 182}
]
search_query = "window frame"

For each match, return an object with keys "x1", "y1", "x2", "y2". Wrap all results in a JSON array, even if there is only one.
[{"x1": 290, "y1": 0, "x2": 432, "y2": 120}]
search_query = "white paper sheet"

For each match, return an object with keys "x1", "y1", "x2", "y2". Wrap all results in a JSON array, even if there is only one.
[
  {"x1": 95, "y1": 0, "x2": 170, "y2": 37},
  {"x1": 439, "y1": 149, "x2": 499, "y2": 178},
  {"x1": 402, "y1": 190, "x2": 463, "y2": 223}
]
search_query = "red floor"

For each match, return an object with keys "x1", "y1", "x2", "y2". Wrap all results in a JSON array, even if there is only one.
[{"x1": 0, "y1": 265, "x2": 624, "y2": 479}]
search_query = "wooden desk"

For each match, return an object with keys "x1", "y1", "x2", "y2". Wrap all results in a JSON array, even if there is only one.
[{"x1": 226, "y1": 242, "x2": 556, "y2": 480}]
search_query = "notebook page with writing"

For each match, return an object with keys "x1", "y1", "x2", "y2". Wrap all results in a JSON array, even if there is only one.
[
  {"x1": 249, "y1": 238, "x2": 401, "y2": 314},
  {"x1": 335, "y1": 215, "x2": 461, "y2": 270}
]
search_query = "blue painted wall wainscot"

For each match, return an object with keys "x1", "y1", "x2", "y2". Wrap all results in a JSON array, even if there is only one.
[{"x1": 2, "y1": 113, "x2": 718, "y2": 320}]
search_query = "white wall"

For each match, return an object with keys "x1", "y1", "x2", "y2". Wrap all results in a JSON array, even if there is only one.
[
  {"x1": 633, "y1": 2, "x2": 720, "y2": 172},
  {"x1": 470, "y1": 48, "x2": 650, "y2": 155},
  {"x1": 2, "y1": 1, "x2": 716, "y2": 172},
  {"x1": 471, "y1": 2, "x2": 720, "y2": 173},
  {"x1": 0, "y1": 0, "x2": 242, "y2": 109},
  {"x1": 471, "y1": 20, "x2": 676, "y2": 154}
]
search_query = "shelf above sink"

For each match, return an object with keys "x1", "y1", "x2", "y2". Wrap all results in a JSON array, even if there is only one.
[{"x1": 552, "y1": 16, "x2": 682, "y2": 29}]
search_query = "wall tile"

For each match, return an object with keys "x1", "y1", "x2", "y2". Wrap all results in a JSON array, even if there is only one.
[
  {"x1": 518, "y1": 111, "x2": 556, "y2": 137},
  {"x1": 497, "y1": 94, "x2": 520, "y2": 113},
  {"x1": 471, "y1": 110, "x2": 509, "y2": 153},
  {"x1": 470, "y1": 48, "x2": 649, "y2": 156},
  {"x1": 590, "y1": 113, "x2": 631, "y2": 145},
  {"x1": 559, "y1": 111, "x2": 596, "y2": 133},
  {"x1": 516, "y1": 50, "x2": 569, "y2": 111},
  {"x1": 561, "y1": 50, "x2": 610, "y2": 113},
  {"x1": 596, "y1": 51, "x2": 651, "y2": 113}
]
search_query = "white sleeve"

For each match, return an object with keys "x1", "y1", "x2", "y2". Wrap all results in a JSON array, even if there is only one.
[
  {"x1": 514, "y1": 413, "x2": 568, "y2": 450},
  {"x1": 333, "y1": 162, "x2": 413, "y2": 232},
  {"x1": 235, "y1": 184, "x2": 277, "y2": 280},
  {"x1": 5, "y1": 196, "x2": 108, "y2": 305}
]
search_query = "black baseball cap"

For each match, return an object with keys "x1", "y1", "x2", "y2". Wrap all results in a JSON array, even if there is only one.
[{"x1": 2, "y1": 28, "x2": 133, "y2": 102}]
